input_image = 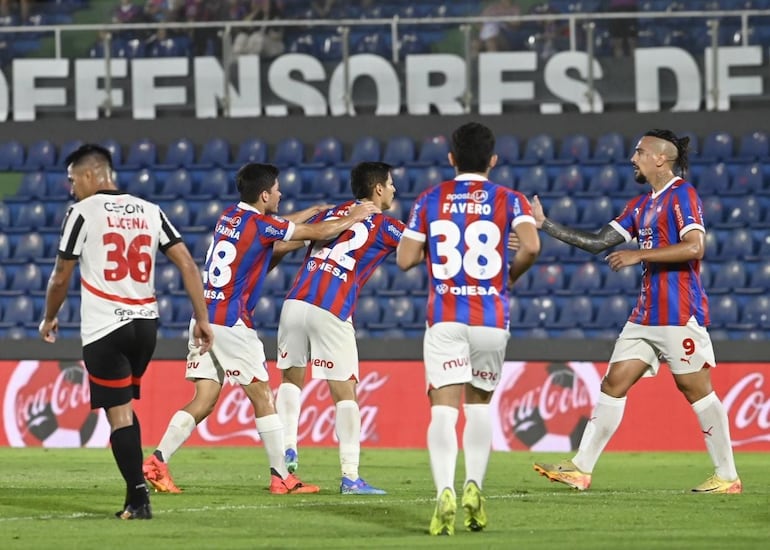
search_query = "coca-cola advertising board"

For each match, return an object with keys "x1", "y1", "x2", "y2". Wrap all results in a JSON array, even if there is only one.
[{"x1": 1, "y1": 360, "x2": 768, "y2": 450}]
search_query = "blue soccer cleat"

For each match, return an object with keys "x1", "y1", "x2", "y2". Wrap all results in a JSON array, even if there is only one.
[
  {"x1": 284, "y1": 449, "x2": 298, "y2": 474},
  {"x1": 340, "y1": 476, "x2": 387, "y2": 495}
]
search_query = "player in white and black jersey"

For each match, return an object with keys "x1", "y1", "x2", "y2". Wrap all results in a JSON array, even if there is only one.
[{"x1": 38, "y1": 144, "x2": 214, "y2": 520}]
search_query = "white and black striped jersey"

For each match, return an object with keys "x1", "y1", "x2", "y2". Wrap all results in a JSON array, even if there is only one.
[{"x1": 58, "y1": 189, "x2": 182, "y2": 345}]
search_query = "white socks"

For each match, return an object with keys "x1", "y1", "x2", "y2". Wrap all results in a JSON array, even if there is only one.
[
  {"x1": 276, "y1": 382, "x2": 302, "y2": 452},
  {"x1": 573, "y1": 392, "x2": 626, "y2": 474},
  {"x1": 462, "y1": 404, "x2": 491, "y2": 490},
  {"x1": 156, "y1": 410, "x2": 196, "y2": 463},
  {"x1": 428, "y1": 405, "x2": 459, "y2": 498},
  {"x1": 336, "y1": 400, "x2": 361, "y2": 480},
  {"x1": 692, "y1": 391, "x2": 738, "y2": 480},
  {"x1": 255, "y1": 413, "x2": 288, "y2": 478}
]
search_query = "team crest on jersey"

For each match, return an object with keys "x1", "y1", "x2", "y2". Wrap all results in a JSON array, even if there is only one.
[
  {"x1": 435, "y1": 283, "x2": 449, "y2": 295},
  {"x1": 307, "y1": 260, "x2": 318, "y2": 272},
  {"x1": 435, "y1": 284, "x2": 499, "y2": 296}
]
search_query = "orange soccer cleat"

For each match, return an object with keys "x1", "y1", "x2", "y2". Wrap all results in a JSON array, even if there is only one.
[{"x1": 143, "y1": 454, "x2": 183, "y2": 494}]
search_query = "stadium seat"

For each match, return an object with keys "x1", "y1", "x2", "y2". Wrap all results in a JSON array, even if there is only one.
[
  {"x1": 722, "y1": 196, "x2": 763, "y2": 228},
  {"x1": 162, "y1": 137, "x2": 195, "y2": 168},
  {"x1": 381, "y1": 296, "x2": 416, "y2": 324},
  {"x1": 360, "y1": 265, "x2": 389, "y2": 295},
  {"x1": 235, "y1": 138, "x2": 267, "y2": 165},
  {"x1": 155, "y1": 264, "x2": 182, "y2": 293},
  {"x1": 567, "y1": 262, "x2": 603, "y2": 293},
  {"x1": 580, "y1": 196, "x2": 614, "y2": 225},
  {"x1": 0, "y1": 234, "x2": 9, "y2": 262},
  {"x1": 489, "y1": 164, "x2": 515, "y2": 187},
  {"x1": 197, "y1": 137, "x2": 230, "y2": 167},
  {"x1": 157, "y1": 295, "x2": 174, "y2": 324},
  {"x1": 162, "y1": 200, "x2": 191, "y2": 229},
  {"x1": 159, "y1": 168, "x2": 193, "y2": 197},
  {"x1": 522, "y1": 134, "x2": 555, "y2": 164},
  {"x1": 9, "y1": 263, "x2": 43, "y2": 292},
  {"x1": 280, "y1": 167, "x2": 304, "y2": 198},
  {"x1": 550, "y1": 165, "x2": 585, "y2": 195},
  {"x1": 520, "y1": 297, "x2": 557, "y2": 326},
  {"x1": 697, "y1": 163, "x2": 730, "y2": 196},
  {"x1": 709, "y1": 295, "x2": 739, "y2": 327},
  {"x1": 58, "y1": 140, "x2": 84, "y2": 167},
  {"x1": 700, "y1": 131, "x2": 734, "y2": 162},
  {"x1": 741, "y1": 295, "x2": 770, "y2": 326},
  {"x1": 125, "y1": 169, "x2": 156, "y2": 198},
  {"x1": 261, "y1": 264, "x2": 288, "y2": 295},
  {"x1": 538, "y1": 234, "x2": 573, "y2": 262},
  {"x1": 556, "y1": 134, "x2": 590, "y2": 164},
  {"x1": 18, "y1": 171, "x2": 47, "y2": 199},
  {"x1": 387, "y1": 263, "x2": 426, "y2": 294},
  {"x1": 253, "y1": 295, "x2": 279, "y2": 325},
  {"x1": 311, "y1": 167, "x2": 342, "y2": 197},
  {"x1": 554, "y1": 295, "x2": 594, "y2": 327},
  {"x1": 4, "y1": 295, "x2": 36, "y2": 324},
  {"x1": 0, "y1": 140, "x2": 24, "y2": 170},
  {"x1": 193, "y1": 200, "x2": 224, "y2": 227},
  {"x1": 600, "y1": 263, "x2": 639, "y2": 294},
  {"x1": 101, "y1": 138, "x2": 123, "y2": 166},
  {"x1": 274, "y1": 138, "x2": 304, "y2": 167},
  {"x1": 346, "y1": 136, "x2": 381, "y2": 165},
  {"x1": 528, "y1": 264, "x2": 565, "y2": 293},
  {"x1": 548, "y1": 196, "x2": 579, "y2": 225},
  {"x1": 15, "y1": 201, "x2": 48, "y2": 229},
  {"x1": 173, "y1": 297, "x2": 194, "y2": 323},
  {"x1": 24, "y1": 140, "x2": 56, "y2": 170},
  {"x1": 12, "y1": 232, "x2": 45, "y2": 260},
  {"x1": 518, "y1": 165, "x2": 550, "y2": 196},
  {"x1": 495, "y1": 135, "x2": 520, "y2": 164},
  {"x1": 748, "y1": 260, "x2": 770, "y2": 289},
  {"x1": 592, "y1": 132, "x2": 625, "y2": 163},
  {"x1": 736, "y1": 130, "x2": 768, "y2": 161},
  {"x1": 588, "y1": 295, "x2": 630, "y2": 328},
  {"x1": 589, "y1": 165, "x2": 621, "y2": 195},
  {"x1": 508, "y1": 295, "x2": 522, "y2": 323},
  {"x1": 718, "y1": 227, "x2": 755, "y2": 258},
  {"x1": 197, "y1": 168, "x2": 232, "y2": 198},
  {"x1": 0, "y1": 202, "x2": 11, "y2": 230},
  {"x1": 701, "y1": 196, "x2": 725, "y2": 225},
  {"x1": 192, "y1": 232, "x2": 214, "y2": 259},
  {"x1": 125, "y1": 138, "x2": 157, "y2": 168},
  {"x1": 355, "y1": 296, "x2": 382, "y2": 325},
  {"x1": 417, "y1": 135, "x2": 450, "y2": 165},
  {"x1": 729, "y1": 163, "x2": 763, "y2": 195},
  {"x1": 383, "y1": 136, "x2": 416, "y2": 166},
  {"x1": 311, "y1": 136, "x2": 344, "y2": 166},
  {"x1": 710, "y1": 260, "x2": 747, "y2": 292}
]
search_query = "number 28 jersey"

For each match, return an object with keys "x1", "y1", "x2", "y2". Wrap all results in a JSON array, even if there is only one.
[
  {"x1": 58, "y1": 190, "x2": 183, "y2": 345},
  {"x1": 404, "y1": 174, "x2": 535, "y2": 329}
]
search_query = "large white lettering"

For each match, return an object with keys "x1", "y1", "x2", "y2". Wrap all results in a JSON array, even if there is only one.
[
  {"x1": 704, "y1": 46, "x2": 763, "y2": 111},
  {"x1": 634, "y1": 47, "x2": 701, "y2": 112},
  {"x1": 478, "y1": 51, "x2": 537, "y2": 115},
  {"x1": 0, "y1": 66, "x2": 8, "y2": 122},
  {"x1": 12, "y1": 59, "x2": 68, "y2": 121},
  {"x1": 74, "y1": 59, "x2": 127, "y2": 120},
  {"x1": 542, "y1": 51, "x2": 604, "y2": 114},
  {"x1": 194, "y1": 55, "x2": 262, "y2": 118},
  {"x1": 406, "y1": 53, "x2": 465, "y2": 115},
  {"x1": 131, "y1": 57, "x2": 188, "y2": 119},
  {"x1": 329, "y1": 53, "x2": 400, "y2": 115},
  {"x1": 267, "y1": 53, "x2": 327, "y2": 116}
]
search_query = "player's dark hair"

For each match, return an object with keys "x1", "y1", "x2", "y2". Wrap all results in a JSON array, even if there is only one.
[
  {"x1": 644, "y1": 129, "x2": 690, "y2": 177},
  {"x1": 350, "y1": 161, "x2": 392, "y2": 200},
  {"x1": 451, "y1": 122, "x2": 495, "y2": 173},
  {"x1": 236, "y1": 163, "x2": 279, "y2": 203},
  {"x1": 64, "y1": 143, "x2": 114, "y2": 171}
]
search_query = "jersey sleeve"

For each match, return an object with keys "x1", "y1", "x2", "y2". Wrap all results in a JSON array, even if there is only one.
[
  {"x1": 381, "y1": 216, "x2": 405, "y2": 248},
  {"x1": 673, "y1": 185, "x2": 705, "y2": 238},
  {"x1": 403, "y1": 192, "x2": 428, "y2": 242},
  {"x1": 609, "y1": 196, "x2": 643, "y2": 242},
  {"x1": 57, "y1": 204, "x2": 86, "y2": 260},
  {"x1": 158, "y1": 206, "x2": 184, "y2": 253},
  {"x1": 511, "y1": 191, "x2": 535, "y2": 228},
  {"x1": 258, "y1": 214, "x2": 295, "y2": 244}
]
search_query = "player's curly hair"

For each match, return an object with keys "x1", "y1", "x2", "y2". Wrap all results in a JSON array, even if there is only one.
[{"x1": 644, "y1": 129, "x2": 690, "y2": 177}]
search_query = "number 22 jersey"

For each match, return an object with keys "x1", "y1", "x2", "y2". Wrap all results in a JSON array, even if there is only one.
[{"x1": 403, "y1": 174, "x2": 535, "y2": 329}]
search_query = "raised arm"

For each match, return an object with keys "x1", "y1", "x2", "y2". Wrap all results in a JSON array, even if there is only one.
[
  {"x1": 290, "y1": 202, "x2": 380, "y2": 242},
  {"x1": 508, "y1": 221, "x2": 539, "y2": 285},
  {"x1": 166, "y1": 242, "x2": 214, "y2": 354}
]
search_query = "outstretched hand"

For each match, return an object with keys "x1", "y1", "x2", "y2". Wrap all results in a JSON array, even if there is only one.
[
  {"x1": 531, "y1": 195, "x2": 546, "y2": 228},
  {"x1": 606, "y1": 249, "x2": 641, "y2": 271},
  {"x1": 348, "y1": 202, "x2": 381, "y2": 221}
]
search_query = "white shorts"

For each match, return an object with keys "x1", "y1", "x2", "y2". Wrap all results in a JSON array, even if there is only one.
[
  {"x1": 423, "y1": 322, "x2": 509, "y2": 393},
  {"x1": 186, "y1": 318, "x2": 269, "y2": 385},
  {"x1": 608, "y1": 317, "x2": 716, "y2": 377},
  {"x1": 276, "y1": 299, "x2": 359, "y2": 382}
]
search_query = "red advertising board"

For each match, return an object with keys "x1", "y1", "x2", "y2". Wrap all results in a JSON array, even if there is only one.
[{"x1": 2, "y1": 359, "x2": 769, "y2": 451}]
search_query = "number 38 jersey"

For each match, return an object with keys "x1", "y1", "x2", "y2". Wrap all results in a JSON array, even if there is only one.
[
  {"x1": 285, "y1": 200, "x2": 405, "y2": 321},
  {"x1": 404, "y1": 174, "x2": 535, "y2": 329},
  {"x1": 58, "y1": 190, "x2": 183, "y2": 345}
]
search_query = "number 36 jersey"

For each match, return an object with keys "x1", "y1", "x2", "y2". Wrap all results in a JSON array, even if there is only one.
[
  {"x1": 58, "y1": 190, "x2": 183, "y2": 345},
  {"x1": 404, "y1": 174, "x2": 535, "y2": 329}
]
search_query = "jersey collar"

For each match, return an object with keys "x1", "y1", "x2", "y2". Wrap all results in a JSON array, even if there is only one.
[
  {"x1": 650, "y1": 176, "x2": 682, "y2": 199},
  {"x1": 455, "y1": 173, "x2": 488, "y2": 182},
  {"x1": 237, "y1": 201, "x2": 261, "y2": 214}
]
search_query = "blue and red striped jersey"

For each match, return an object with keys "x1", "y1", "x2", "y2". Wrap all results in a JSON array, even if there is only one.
[
  {"x1": 285, "y1": 199, "x2": 405, "y2": 321},
  {"x1": 403, "y1": 174, "x2": 535, "y2": 328},
  {"x1": 203, "y1": 202, "x2": 295, "y2": 328},
  {"x1": 610, "y1": 177, "x2": 710, "y2": 326}
]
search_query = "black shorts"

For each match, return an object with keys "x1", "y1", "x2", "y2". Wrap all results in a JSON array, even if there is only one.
[{"x1": 82, "y1": 319, "x2": 158, "y2": 410}]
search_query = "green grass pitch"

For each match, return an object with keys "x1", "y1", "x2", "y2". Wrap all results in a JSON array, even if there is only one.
[{"x1": 1, "y1": 448, "x2": 768, "y2": 549}]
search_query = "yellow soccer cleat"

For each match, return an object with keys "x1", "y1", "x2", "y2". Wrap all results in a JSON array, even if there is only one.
[
  {"x1": 461, "y1": 480, "x2": 487, "y2": 532},
  {"x1": 691, "y1": 474, "x2": 742, "y2": 494},
  {"x1": 429, "y1": 487, "x2": 457, "y2": 536},
  {"x1": 533, "y1": 459, "x2": 592, "y2": 491}
]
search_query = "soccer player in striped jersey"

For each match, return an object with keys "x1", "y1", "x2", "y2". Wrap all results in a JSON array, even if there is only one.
[
  {"x1": 531, "y1": 129, "x2": 741, "y2": 494},
  {"x1": 397, "y1": 122, "x2": 541, "y2": 535},
  {"x1": 38, "y1": 144, "x2": 215, "y2": 520},
  {"x1": 275, "y1": 161, "x2": 403, "y2": 496},
  {"x1": 142, "y1": 163, "x2": 379, "y2": 496}
]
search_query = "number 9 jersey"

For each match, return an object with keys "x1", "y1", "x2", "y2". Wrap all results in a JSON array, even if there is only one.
[
  {"x1": 57, "y1": 190, "x2": 183, "y2": 345},
  {"x1": 403, "y1": 174, "x2": 535, "y2": 329}
]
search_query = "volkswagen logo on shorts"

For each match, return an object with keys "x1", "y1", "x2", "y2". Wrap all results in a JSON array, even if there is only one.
[
  {"x1": 307, "y1": 260, "x2": 318, "y2": 272},
  {"x1": 435, "y1": 283, "x2": 449, "y2": 294},
  {"x1": 472, "y1": 190, "x2": 489, "y2": 203}
]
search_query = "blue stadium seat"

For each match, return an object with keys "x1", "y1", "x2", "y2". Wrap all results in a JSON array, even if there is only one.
[
  {"x1": 360, "y1": 265, "x2": 389, "y2": 295},
  {"x1": 580, "y1": 196, "x2": 614, "y2": 225},
  {"x1": 589, "y1": 165, "x2": 621, "y2": 195},
  {"x1": 155, "y1": 264, "x2": 182, "y2": 293},
  {"x1": 697, "y1": 163, "x2": 730, "y2": 196},
  {"x1": 567, "y1": 262, "x2": 603, "y2": 293},
  {"x1": 718, "y1": 227, "x2": 755, "y2": 258},
  {"x1": 0, "y1": 202, "x2": 10, "y2": 230},
  {"x1": 280, "y1": 167, "x2": 304, "y2": 198},
  {"x1": 741, "y1": 295, "x2": 770, "y2": 326},
  {"x1": 518, "y1": 165, "x2": 550, "y2": 196},
  {"x1": 554, "y1": 295, "x2": 594, "y2": 327},
  {"x1": 418, "y1": 135, "x2": 450, "y2": 165},
  {"x1": 125, "y1": 138, "x2": 157, "y2": 168},
  {"x1": 736, "y1": 130, "x2": 768, "y2": 161},
  {"x1": 198, "y1": 168, "x2": 232, "y2": 198},
  {"x1": 0, "y1": 234, "x2": 9, "y2": 262},
  {"x1": 192, "y1": 232, "x2": 214, "y2": 259},
  {"x1": 162, "y1": 137, "x2": 195, "y2": 168},
  {"x1": 489, "y1": 164, "x2": 515, "y2": 187},
  {"x1": 520, "y1": 297, "x2": 557, "y2": 327},
  {"x1": 703, "y1": 231, "x2": 720, "y2": 260},
  {"x1": 311, "y1": 167, "x2": 342, "y2": 197},
  {"x1": 550, "y1": 165, "x2": 585, "y2": 195},
  {"x1": 15, "y1": 201, "x2": 48, "y2": 229},
  {"x1": 197, "y1": 137, "x2": 230, "y2": 168},
  {"x1": 387, "y1": 263, "x2": 426, "y2": 294},
  {"x1": 710, "y1": 260, "x2": 747, "y2": 293},
  {"x1": 9, "y1": 263, "x2": 43, "y2": 292},
  {"x1": 592, "y1": 132, "x2": 625, "y2": 163},
  {"x1": 522, "y1": 134, "x2": 555, "y2": 164},
  {"x1": 18, "y1": 171, "x2": 47, "y2": 198},
  {"x1": 729, "y1": 163, "x2": 763, "y2": 195},
  {"x1": 157, "y1": 295, "x2": 174, "y2": 324},
  {"x1": 548, "y1": 196, "x2": 579, "y2": 225},
  {"x1": 58, "y1": 140, "x2": 84, "y2": 166},
  {"x1": 748, "y1": 260, "x2": 770, "y2": 289},
  {"x1": 4, "y1": 295, "x2": 36, "y2": 324},
  {"x1": 528, "y1": 264, "x2": 565, "y2": 293},
  {"x1": 101, "y1": 138, "x2": 123, "y2": 167},
  {"x1": 600, "y1": 263, "x2": 639, "y2": 294},
  {"x1": 588, "y1": 295, "x2": 630, "y2": 328},
  {"x1": 381, "y1": 296, "x2": 416, "y2": 324},
  {"x1": 235, "y1": 138, "x2": 267, "y2": 165},
  {"x1": 386, "y1": 199, "x2": 407, "y2": 222},
  {"x1": 383, "y1": 136, "x2": 416, "y2": 166},
  {"x1": 538, "y1": 235, "x2": 573, "y2": 262},
  {"x1": 700, "y1": 131, "x2": 734, "y2": 162},
  {"x1": 193, "y1": 200, "x2": 224, "y2": 227},
  {"x1": 173, "y1": 297, "x2": 194, "y2": 323},
  {"x1": 709, "y1": 295, "x2": 739, "y2": 327},
  {"x1": 253, "y1": 295, "x2": 279, "y2": 325},
  {"x1": 721, "y1": 196, "x2": 763, "y2": 228},
  {"x1": 701, "y1": 196, "x2": 725, "y2": 225},
  {"x1": 162, "y1": 199, "x2": 191, "y2": 228},
  {"x1": 159, "y1": 168, "x2": 193, "y2": 197},
  {"x1": 125, "y1": 169, "x2": 156, "y2": 198},
  {"x1": 24, "y1": 140, "x2": 56, "y2": 170},
  {"x1": 557, "y1": 134, "x2": 590, "y2": 164},
  {"x1": 355, "y1": 296, "x2": 382, "y2": 325},
  {"x1": 311, "y1": 136, "x2": 344, "y2": 166},
  {"x1": 0, "y1": 140, "x2": 24, "y2": 170},
  {"x1": 495, "y1": 135, "x2": 520, "y2": 164},
  {"x1": 346, "y1": 136, "x2": 381, "y2": 165},
  {"x1": 274, "y1": 138, "x2": 304, "y2": 167},
  {"x1": 12, "y1": 232, "x2": 45, "y2": 260},
  {"x1": 261, "y1": 264, "x2": 288, "y2": 295},
  {"x1": 508, "y1": 295, "x2": 522, "y2": 323},
  {"x1": 411, "y1": 166, "x2": 444, "y2": 195}
]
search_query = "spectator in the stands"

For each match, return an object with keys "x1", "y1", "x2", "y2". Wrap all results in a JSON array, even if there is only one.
[
  {"x1": 477, "y1": 0, "x2": 520, "y2": 52},
  {"x1": 232, "y1": 0, "x2": 286, "y2": 58},
  {"x1": 603, "y1": 0, "x2": 638, "y2": 58},
  {"x1": 1, "y1": 0, "x2": 32, "y2": 22}
]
